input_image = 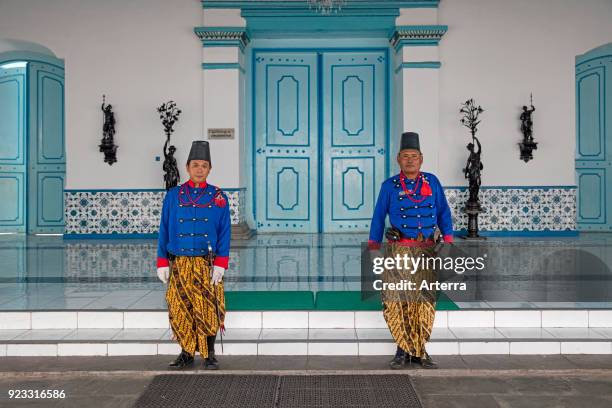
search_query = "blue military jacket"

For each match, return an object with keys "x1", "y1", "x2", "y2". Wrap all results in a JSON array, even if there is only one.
[
  {"x1": 369, "y1": 172, "x2": 453, "y2": 242},
  {"x1": 157, "y1": 180, "x2": 231, "y2": 268}
]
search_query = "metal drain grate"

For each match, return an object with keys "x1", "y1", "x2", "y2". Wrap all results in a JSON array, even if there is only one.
[
  {"x1": 277, "y1": 375, "x2": 422, "y2": 408},
  {"x1": 135, "y1": 374, "x2": 422, "y2": 408},
  {"x1": 135, "y1": 375, "x2": 278, "y2": 408}
]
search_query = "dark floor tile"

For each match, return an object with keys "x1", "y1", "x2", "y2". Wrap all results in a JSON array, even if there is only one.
[
  {"x1": 509, "y1": 355, "x2": 579, "y2": 370},
  {"x1": 356, "y1": 356, "x2": 391, "y2": 370},
  {"x1": 430, "y1": 355, "x2": 469, "y2": 369},
  {"x1": 307, "y1": 356, "x2": 365, "y2": 371},
  {"x1": 459, "y1": 355, "x2": 526, "y2": 370},
  {"x1": 83, "y1": 376, "x2": 152, "y2": 397},
  {"x1": 412, "y1": 377, "x2": 511, "y2": 395},
  {"x1": 420, "y1": 395, "x2": 501, "y2": 408},
  {"x1": 564, "y1": 355, "x2": 612, "y2": 369},
  {"x1": 54, "y1": 395, "x2": 139, "y2": 408},
  {"x1": 504, "y1": 376, "x2": 574, "y2": 396},
  {"x1": 495, "y1": 395, "x2": 612, "y2": 408},
  {"x1": 213, "y1": 355, "x2": 259, "y2": 370},
  {"x1": 255, "y1": 356, "x2": 308, "y2": 371},
  {"x1": 566, "y1": 377, "x2": 612, "y2": 395}
]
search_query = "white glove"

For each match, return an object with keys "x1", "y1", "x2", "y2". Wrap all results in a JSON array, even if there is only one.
[
  {"x1": 157, "y1": 266, "x2": 169, "y2": 284},
  {"x1": 211, "y1": 265, "x2": 225, "y2": 285}
]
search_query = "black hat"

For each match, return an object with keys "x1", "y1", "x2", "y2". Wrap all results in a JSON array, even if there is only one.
[
  {"x1": 187, "y1": 140, "x2": 211, "y2": 164},
  {"x1": 400, "y1": 132, "x2": 420, "y2": 152}
]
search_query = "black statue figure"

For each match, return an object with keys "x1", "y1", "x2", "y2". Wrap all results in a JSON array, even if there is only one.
[
  {"x1": 157, "y1": 101, "x2": 182, "y2": 190},
  {"x1": 99, "y1": 95, "x2": 118, "y2": 165},
  {"x1": 519, "y1": 94, "x2": 538, "y2": 162},
  {"x1": 163, "y1": 145, "x2": 179, "y2": 191},
  {"x1": 459, "y1": 98, "x2": 486, "y2": 240},
  {"x1": 464, "y1": 137, "x2": 483, "y2": 205}
]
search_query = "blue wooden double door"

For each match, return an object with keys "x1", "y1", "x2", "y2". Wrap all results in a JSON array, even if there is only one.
[
  {"x1": 575, "y1": 43, "x2": 612, "y2": 231},
  {"x1": 0, "y1": 61, "x2": 65, "y2": 233},
  {"x1": 254, "y1": 50, "x2": 388, "y2": 232}
]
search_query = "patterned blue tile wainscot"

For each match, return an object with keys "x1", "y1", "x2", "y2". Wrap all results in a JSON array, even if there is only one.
[
  {"x1": 65, "y1": 188, "x2": 245, "y2": 235},
  {"x1": 64, "y1": 186, "x2": 575, "y2": 235}
]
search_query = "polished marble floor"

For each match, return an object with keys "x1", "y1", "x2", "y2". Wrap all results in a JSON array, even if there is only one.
[{"x1": 0, "y1": 233, "x2": 611, "y2": 310}]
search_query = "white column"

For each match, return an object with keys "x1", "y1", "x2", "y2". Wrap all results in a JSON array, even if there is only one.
[
  {"x1": 401, "y1": 46, "x2": 441, "y2": 174},
  {"x1": 390, "y1": 22, "x2": 446, "y2": 175},
  {"x1": 197, "y1": 10, "x2": 253, "y2": 236}
]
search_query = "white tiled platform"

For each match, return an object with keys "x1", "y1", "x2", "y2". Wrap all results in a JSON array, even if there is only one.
[
  {"x1": 1, "y1": 327, "x2": 611, "y2": 356},
  {"x1": 0, "y1": 310, "x2": 611, "y2": 356},
  {"x1": 2, "y1": 310, "x2": 611, "y2": 330}
]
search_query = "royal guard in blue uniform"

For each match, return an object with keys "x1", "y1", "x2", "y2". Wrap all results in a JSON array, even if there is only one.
[
  {"x1": 369, "y1": 131, "x2": 454, "y2": 369},
  {"x1": 156, "y1": 140, "x2": 231, "y2": 370}
]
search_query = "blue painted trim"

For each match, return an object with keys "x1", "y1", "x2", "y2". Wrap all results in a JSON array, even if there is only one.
[
  {"x1": 385, "y1": 47, "x2": 391, "y2": 179},
  {"x1": 444, "y1": 185, "x2": 577, "y2": 190},
  {"x1": 390, "y1": 25, "x2": 448, "y2": 51},
  {"x1": 341, "y1": 167, "x2": 365, "y2": 210},
  {"x1": 0, "y1": 70, "x2": 25, "y2": 164},
  {"x1": 66, "y1": 189, "x2": 166, "y2": 193},
  {"x1": 276, "y1": 167, "x2": 299, "y2": 210},
  {"x1": 64, "y1": 187, "x2": 245, "y2": 193},
  {"x1": 0, "y1": 51, "x2": 64, "y2": 69},
  {"x1": 0, "y1": 175, "x2": 23, "y2": 222},
  {"x1": 330, "y1": 63, "x2": 375, "y2": 146},
  {"x1": 38, "y1": 72, "x2": 65, "y2": 161},
  {"x1": 202, "y1": 0, "x2": 439, "y2": 8},
  {"x1": 264, "y1": 156, "x2": 310, "y2": 221},
  {"x1": 202, "y1": 63, "x2": 245, "y2": 73},
  {"x1": 453, "y1": 230, "x2": 579, "y2": 237},
  {"x1": 196, "y1": 26, "x2": 247, "y2": 32},
  {"x1": 263, "y1": 63, "x2": 312, "y2": 146},
  {"x1": 242, "y1": 10, "x2": 400, "y2": 18},
  {"x1": 394, "y1": 39, "x2": 442, "y2": 47},
  {"x1": 317, "y1": 51, "x2": 323, "y2": 233},
  {"x1": 576, "y1": 42, "x2": 612, "y2": 65},
  {"x1": 576, "y1": 68, "x2": 605, "y2": 159},
  {"x1": 37, "y1": 173, "x2": 64, "y2": 224},
  {"x1": 340, "y1": 75, "x2": 365, "y2": 136},
  {"x1": 330, "y1": 156, "x2": 375, "y2": 221},
  {"x1": 63, "y1": 233, "x2": 159, "y2": 240},
  {"x1": 275, "y1": 75, "x2": 300, "y2": 136},
  {"x1": 577, "y1": 169, "x2": 606, "y2": 224},
  {"x1": 395, "y1": 61, "x2": 441, "y2": 72},
  {"x1": 394, "y1": 24, "x2": 448, "y2": 31},
  {"x1": 194, "y1": 26, "x2": 249, "y2": 50},
  {"x1": 246, "y1": 16, "x2": 397, "y2": 38},
  {"x1": 251, "y1": 48, "x2": 257, "y2": 221},
  {"x1": 203, "y1": 41, "x2": 245, "y2": 48}
]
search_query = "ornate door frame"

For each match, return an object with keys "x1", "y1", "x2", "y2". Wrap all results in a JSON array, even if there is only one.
[{"x1": 250, "y1": 46, "x2": 391, "y2": 233}]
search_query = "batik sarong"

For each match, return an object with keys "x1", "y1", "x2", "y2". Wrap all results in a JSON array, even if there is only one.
[
  {"x1": 165, "y1": 256, "x2": 225, "y2": 357},
  {"x1": 382, "y1": 241, "x2": 437, "y2": 358}
]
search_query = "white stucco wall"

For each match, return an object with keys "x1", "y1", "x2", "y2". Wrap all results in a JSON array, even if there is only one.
[
  {"x1": 436, "y1": 0, "x2": 612, "y2": 186},
  {"x1": 0, "y1": 0, "x2": 206, "y2": 189},
  {"x1": 1, "y1": 0, "x2": 611, "y2": 190}
]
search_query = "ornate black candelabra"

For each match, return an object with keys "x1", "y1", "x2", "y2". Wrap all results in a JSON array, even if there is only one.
[
  {"x1": 519, "y1": 94, "x2": 537, "y2": 162},
  {"x1": 157, "y1": 101, "x2": 182, "y2": 191},
  {"x1": 99, "y1": 95, "x2": 118, "y2": 165},
  {"x1": 460, "y1": 99, "x2": 486, "y2": 240}
]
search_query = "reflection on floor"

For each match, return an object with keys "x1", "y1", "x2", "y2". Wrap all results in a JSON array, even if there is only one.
[{"x1": 0, "y1": 233, "x2": 611, "y2": 310}]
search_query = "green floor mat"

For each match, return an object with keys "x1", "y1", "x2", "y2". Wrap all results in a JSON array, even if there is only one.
[
  {"x1": 225, "y1": 291, "x2": 459, "y2": 311},
  {"x1": 314, "y1": 291, "x2": 460, "y2": 311},
  {"x1": 225, "y1": 291, "x2": 314, "y2": 310}
]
